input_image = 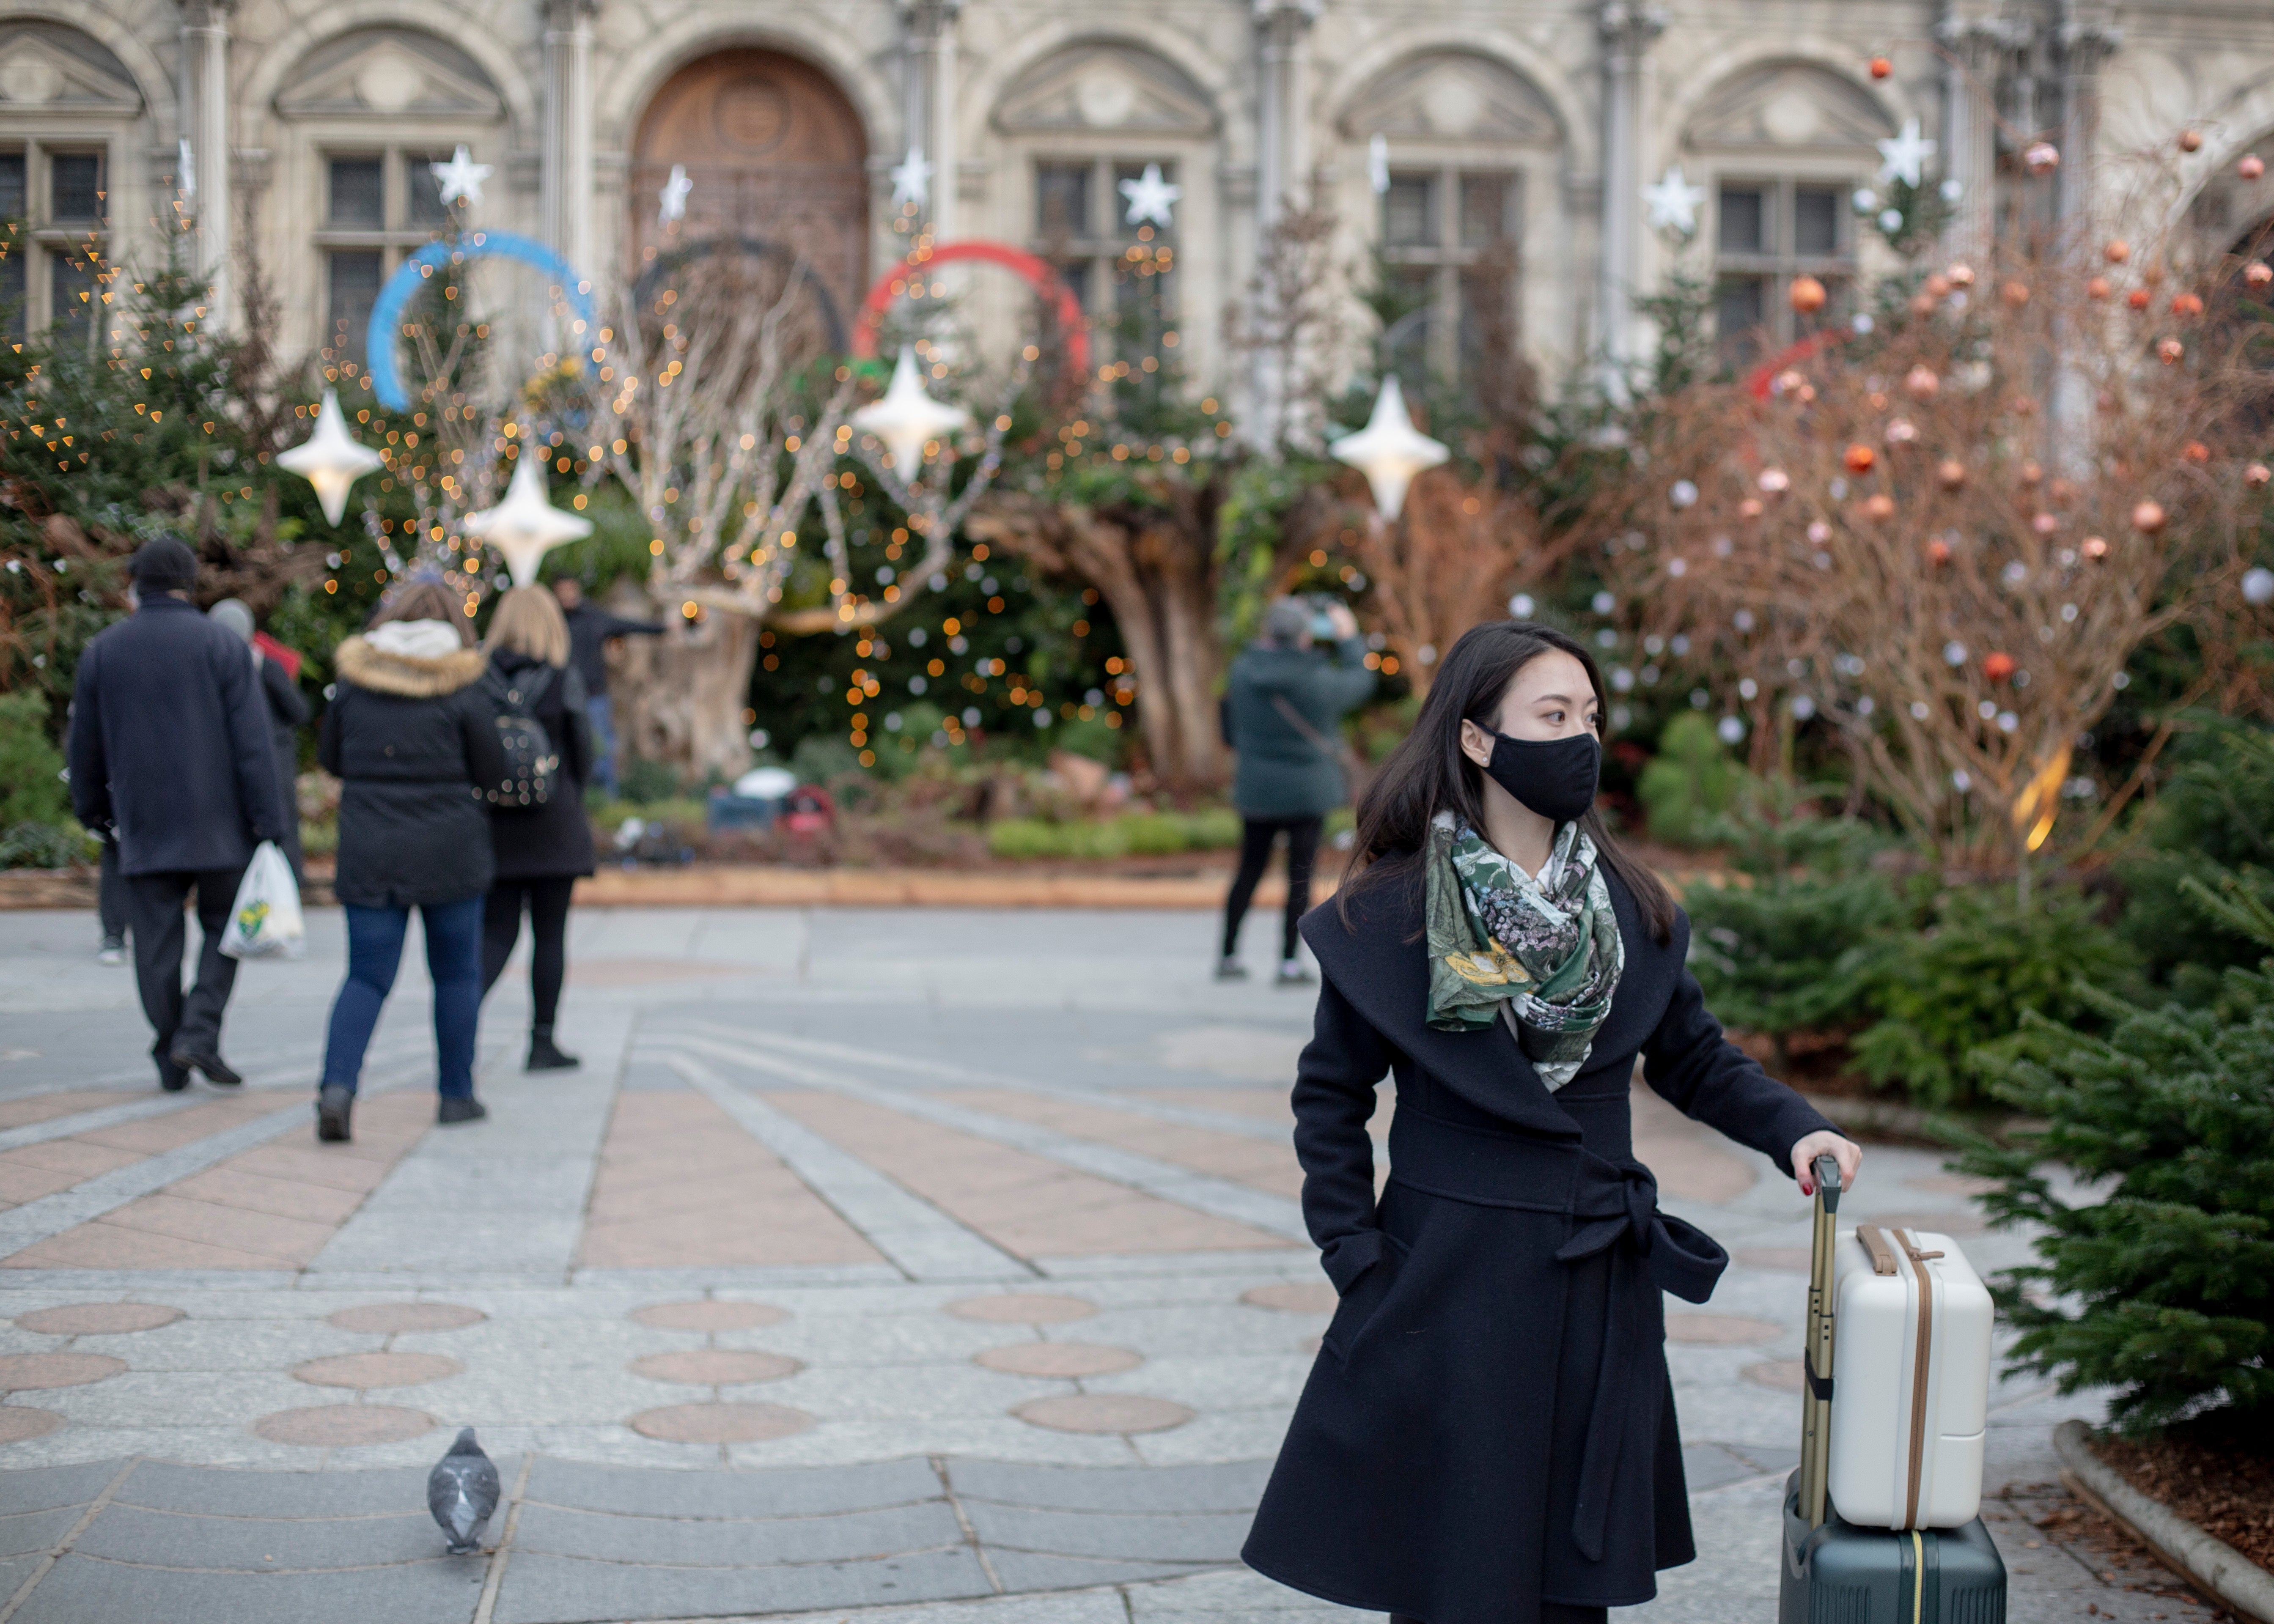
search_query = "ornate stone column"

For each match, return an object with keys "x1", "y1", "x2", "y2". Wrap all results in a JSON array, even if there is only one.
[
  {"x1": 1596, "y1": 2, "x2": 1664, "y2": 382},
  {"x1": 541, "y1": 0, "x2": 598, "y2": 284},
  {"x1": 901, "y1": 0, "x2": 962, "y2": 236},
  {"x1": 1935, "y1": 13, "x2": 2006, "y2": 260},
  {"x1": 1254, "y1": 0, "x2": 1320, "y2": 228},
  {"x1": 2054, "y1": 4, "x2": 2120, "y2": 231},
  {"x1": 180, "y1": 0, "x2": 233, "y2": 330}
]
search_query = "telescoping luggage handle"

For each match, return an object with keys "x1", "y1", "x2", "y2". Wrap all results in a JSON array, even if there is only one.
[{"x1": 1798, "y1": 1152, "x2": 1841, "y2": 1529}]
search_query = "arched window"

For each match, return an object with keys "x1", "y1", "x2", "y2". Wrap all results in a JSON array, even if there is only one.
[
  {"x1": 1341, "y1": 51, "x2": 1558, "y2": 385},
  {"x1": 273, "y1": 28, "x2": 507, "y2": 359},
  {"x1": 0, "y1": 22, "x2": 144, "y2": 340},
  {"x1": 1682, "y1": 61, "x2": 1897, "y2": 358}
]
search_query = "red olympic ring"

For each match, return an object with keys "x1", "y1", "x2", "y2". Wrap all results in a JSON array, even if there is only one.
[{"x1": 851, "y1": 240, "x2": 1090, "y2": 384}]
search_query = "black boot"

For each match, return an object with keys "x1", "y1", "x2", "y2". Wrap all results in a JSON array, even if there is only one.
[
  {"x1": 437, "y1": 1095, "x2": 488, "y2": 1125},
  {"x1": 316, "y1": 1084, "x2": 354, "y2": 1142},
  {"x1": 525, "y1": 1029, "x2": 579, "y2": 1071}
]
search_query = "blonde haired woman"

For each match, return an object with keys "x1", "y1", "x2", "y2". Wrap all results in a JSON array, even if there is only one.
[{"x1": 479, "y1": 587, "x2": 594, "y2": 1070}]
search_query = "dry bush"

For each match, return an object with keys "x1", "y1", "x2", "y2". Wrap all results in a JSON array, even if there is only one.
[{"x1": 1596, "y1": 239, "x2": 2273, "y2": 868}]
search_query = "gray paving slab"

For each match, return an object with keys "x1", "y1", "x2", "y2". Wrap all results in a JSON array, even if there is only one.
[
  {"x1": 0, "y1": 1460, "x2": 120, "y2": 1517},
  {"x1": 660, "y1": 1050, "x2": 1029, "y2": 1284},
  {"x1": 0, "y1": 1506, "x2": 81, "y2": 1562},
  {"x1": 10, "y1": 1551, "x2": 487, "y2": 1624},
  {"x1": 963, "y1": 1500, "x2": 1251, "y2": 1563},
  {"x1": 984, "y1": 1548, "x2": 1211, "y2": 1591},
  {"x1": 948, "y1": 1458, "x2": 1273, "y2": 1514},
  {"x1": 511, "y1": 1499, "x2": 967, "y2": 1566},
  {"x1": 492, "y1": 1546, "x2": 996, "y2": 1624},
  {"x1": 524, "y1": 1455, "x2": 943, "y2": 1518},
  {"x1": 115, "y1": 1459, "x2": 471, "y2": 1518},
  {"x1": 0, "y1": 1095, "x2": 194, "y2": 1155},
  {"x1": 1124, "y1": 1567, "x2": 1377, "y2": 1621},
  {"x1": 71, "y1": 1502, "x2": 443, "y2": 1569}
]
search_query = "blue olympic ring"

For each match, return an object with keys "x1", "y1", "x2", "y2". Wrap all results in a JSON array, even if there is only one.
[{"x1": 364, "y1": 232, "x2": 594, "y2": 411}]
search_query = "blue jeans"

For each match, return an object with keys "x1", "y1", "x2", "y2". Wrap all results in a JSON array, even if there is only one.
[
  {"x1": 321, "y1": 897, "x2": 485, "y2": 1097},
  {"x1": 586, "y1": 694, "x2": 618, "y2": 797}
]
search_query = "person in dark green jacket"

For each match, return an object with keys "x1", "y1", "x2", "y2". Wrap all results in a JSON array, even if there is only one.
[{"x1": 1219, "y1": 596, "x2": 1374, "y2": 983}]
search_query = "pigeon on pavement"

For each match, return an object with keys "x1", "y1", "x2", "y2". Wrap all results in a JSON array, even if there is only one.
[{"x1": 427, "y1": 1428, "x2": 500, "y2": 1555}]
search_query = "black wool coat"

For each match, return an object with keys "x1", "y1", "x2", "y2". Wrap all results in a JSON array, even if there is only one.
[
  {"x1": 66, "y1": 596, "x2": 285, "y2": 876},
  {"x1": 1242, "y1": 862, "x2": 1835, "y2": 1624},
  {"x1": 319, "y1": 634, "x2": 508, "y2": 909},
  {"x1": 485, "y1": 650, "x2": 595, "y2": 882}
]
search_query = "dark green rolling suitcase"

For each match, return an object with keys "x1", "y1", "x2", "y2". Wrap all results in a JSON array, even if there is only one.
[{"x1": 1776, "y1": 1157, "x2": 2008, "y2": 1624}]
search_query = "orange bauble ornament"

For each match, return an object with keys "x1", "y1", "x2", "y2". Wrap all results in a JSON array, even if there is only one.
[
  {"x1": 1739, "y1": 497, "x2": 1764, "y2": 518},
  {"x1": 1904, "y1": 365, "x2": 1940, "y2": 400},
  {"x1": 2243, "y1": 155, "x2": 2268, "y2": 181},
  {"x1": 2157, "y1": 337, "x2": 2186, "y2": 364},
  {"x1": 2104, "y1": 239, "x2": 2131, "y2": 263},
  {"x1": 2179, "y1": 130, "x2": 2203, "y2": 153},
  {"x1": 2183, "y1": 441, "x2": 2211, "y2": 464},
  {"x1": 1788, "y1": 275, "x2": 1828, "y2": 314},
  {"x1": 2126, "y1": 288, "x2": 2151, "y2": 310},
  {"x1": 1859, "y1": 493, "x2": 1897, "y2": 521},
  {"x1": 1869, "y1": 55, "x2": 1893, "y2": 79},
  {"x1": 2087, "y1": 276, "x2": 2112, "y2": 300},
  {"x1": 2246, "y1": 262, "x2": 2274, "y2": 289},
  {"x1": 2020, "y1": 461, "x2": 2044, "y2": 486},
  {"x1": 1946, "y1": 263, "x2": 1976, "y2": 288},
  {"x1": 2082, "y1": 535, "x2": 2109, "y2": 558},
  {"x1": 2002, "y1": 280, "x2": 2032, "y2": 307},
  {"x1": 2131, "y1": 500, "x2": 2167, "y2": 533},
  {"x1": 1937, "y1": 458, "x2": 1967, "y2": 489},
  {"x1": 1910, "y1": 292, "x2": 1939, "y2": 317},
  {"x1": 1924, "y1": 273, "x2": 1950, "y2": 297},
  {"x1": 1926, "y1": 538, "x2": 1953, "y2": 565},
  {"x1": 1983, "y1": 653, "x2": 2017, "y2": 682},
  {"x1": 2246, "y1": 463, "x2": 2272, "y2": 488},
  {"x1": 2172, "y1": 292, "x2": 2205, "y2": 317},
  {"x1": 1843, "y1": 443, "x2": 1878, "y2": 474}
]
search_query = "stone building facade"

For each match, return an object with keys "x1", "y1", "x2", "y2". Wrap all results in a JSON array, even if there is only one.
[{"x1": 9, "y1": 0, "x2": 2274, "y2": 403}]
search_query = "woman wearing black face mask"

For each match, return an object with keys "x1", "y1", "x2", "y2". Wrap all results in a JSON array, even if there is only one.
[{"x1": 1242, "y1": 621, "x2": 1860, "y2": 1624}]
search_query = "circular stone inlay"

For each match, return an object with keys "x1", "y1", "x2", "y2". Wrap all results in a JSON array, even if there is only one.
[
  {"x1": 1742, "y1": 1360, "x2": 1806, "y2": 1393},
  {"x1": 632, "y1": 1301, "x2": 790, "y2": 1332},
  {"x1": 326, "y1": 1302, "x2": 486, "y2": 1335},
  {"x1": 0, "y1": 1407, "x2": 65, "y2": 1443},
  {"x1": 630, "y1": 1402, "x2": 813, "y2": 1443},
  {"x1": 16, "y1": 1303, "x2": 183, "y2": 1336},
  {"x1": 1736, "y1": 1248, "x2": 1813, "y2": 1273},
  {"x1": 1242, "y1": 1282, "x2": 1337, "y2": 1314},
  {"x1": 975, "y1": 1342, "x2": 1143, "y2": 1378},
  {"x1": 946, "y1": 1293, "x2": 1096, "y2": 1325},
  {"x1": 0, "y1": 1352, "x2": 126, "y2": 1391},
  {"x1": 292, "y1": 1352, "x2": 463, "y2": 1390},
  {"x1": 1013, "y1": 1394, "x2": 1195, "y2": 1435},
  {"x1": 630, "y1": 1350, "x2": 802, "y2": 1386},
  {"x1": 254, "y1": 1405, "x2": 434, "y2": 1447},
  {"x1": 1666, "y1": 1314, "x2": 1785, "y2": 1345}
]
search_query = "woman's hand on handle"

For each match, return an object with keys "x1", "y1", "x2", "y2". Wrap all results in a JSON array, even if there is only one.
[{"x1": 1791, "y1": 1130, "x2": 1862, "y2": 1198}]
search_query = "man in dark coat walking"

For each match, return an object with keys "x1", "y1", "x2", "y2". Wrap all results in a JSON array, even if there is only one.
[
  {"x1": 67, "y1": 537, "x2": 286, "y2": 1091},
  {"x1": 1218, "y1": 597, "x2": 1374, "y2": 984},
  {"x1": 549, "y1": 579, "x2": 661, "y2": 797}
]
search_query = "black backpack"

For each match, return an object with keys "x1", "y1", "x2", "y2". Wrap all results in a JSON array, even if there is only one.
[{"x1": 478, "y1": 667, "x2": 560, "y2": 807}]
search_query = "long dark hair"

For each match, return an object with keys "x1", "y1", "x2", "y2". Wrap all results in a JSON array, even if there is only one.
[{"x1": 1339, "y1": 620, "x2": 1676, "y2": 943}]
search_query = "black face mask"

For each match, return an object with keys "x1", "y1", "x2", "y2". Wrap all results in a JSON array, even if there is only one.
[{"x1": 1480, "y1": 729, "x2": 1601, "y2": 825}]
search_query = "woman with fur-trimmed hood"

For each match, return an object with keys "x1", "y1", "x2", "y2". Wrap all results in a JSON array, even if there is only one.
[{"x1": 314, "y1": 582, "x2": 508, "y2": 1142}]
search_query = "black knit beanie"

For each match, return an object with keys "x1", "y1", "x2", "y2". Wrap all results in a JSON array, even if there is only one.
[{"x1": 129, "y1": 535, "x2": 198, "y2": 593}]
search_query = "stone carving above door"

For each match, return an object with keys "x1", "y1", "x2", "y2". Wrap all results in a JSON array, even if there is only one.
[
  {"x1": 275, "y1": 28, "x2": 504, "y2": 120},
  {"x1": 1339, "y1": 50, "x2": 1558, "y2": 145},
  {"x1": 1685, "y1": 61, "x2": 1895, "y2": 153},
  {"x1": 992, "y1": 42, "x2": 1217, "y2": 136},
  {"x1": 0, "y1": 23, "x2": 143, "y2": 115}
]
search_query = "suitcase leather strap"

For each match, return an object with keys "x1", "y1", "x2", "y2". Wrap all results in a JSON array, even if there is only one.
[
  {"x1": 1897, "y1": 1229, "x2": 1944, "y2": 1530},
  {"x1": 1856, "y1": 1222, "x2": 1900, "y2": 1274}
]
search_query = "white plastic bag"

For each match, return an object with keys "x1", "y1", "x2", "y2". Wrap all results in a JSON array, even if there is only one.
[{"x1": 220, "y1": 841, "x2": 305, "y2": 960}]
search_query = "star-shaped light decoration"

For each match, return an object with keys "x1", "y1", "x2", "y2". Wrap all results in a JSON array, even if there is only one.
[
  {"x1": 1118, "y1": 162, "x2": 1182, "y2": 228},
  {"x1": 1875, "y1": 118, "x2": 1937, "y2": 189},
  {"x1": 462, "y1": 450, "x2": 593, "y2": 587},
  {"x1": 852, "y1": 347, "x2": 971, "y2": 478},
  {"x1": 431, "y1": 145, "x2": 493, "y2": 208},
  {"x1": 658, "y1": 164, "x2": 692, "y2": 225},
  {"x1": 277, "y1": 389, "x2": 384, "y2": 526},
  {"x1": 890, "y1": 146, "x2": 931, "y2": 211},
  {"x1": 1367, "y1": 134, "x2": 1391, "y2": 196},
  {"x1": 1329, "y1": 375, "x2": 1448, "y2": 521},
  {"x1": 1642, "y1": 164, "x2": 1708, "y2": 237}
]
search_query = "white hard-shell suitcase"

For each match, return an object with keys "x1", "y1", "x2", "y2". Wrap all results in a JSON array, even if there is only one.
[{"x1": 1826, "y1": 1224, "x2": 1994, "y2": 1530}]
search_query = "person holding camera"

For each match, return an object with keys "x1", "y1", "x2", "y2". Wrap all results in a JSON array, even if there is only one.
[{"x1": 1217, "y1": 595, "x2": 1374, "y2": 983}]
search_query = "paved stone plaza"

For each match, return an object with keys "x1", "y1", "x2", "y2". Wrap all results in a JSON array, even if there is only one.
[{"x1": 0, "y1": 904, "x2": 2217, "y2": 1623}]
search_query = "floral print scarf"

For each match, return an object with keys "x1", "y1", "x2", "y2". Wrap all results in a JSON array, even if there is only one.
[{"x1": 1423, "y1": 812, "x2": 1625, "y2": 1090}]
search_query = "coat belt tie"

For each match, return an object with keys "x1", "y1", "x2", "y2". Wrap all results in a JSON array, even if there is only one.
[{"x1": 1554, "y1": 1158, "x2": 1728, "y2": 1564}]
